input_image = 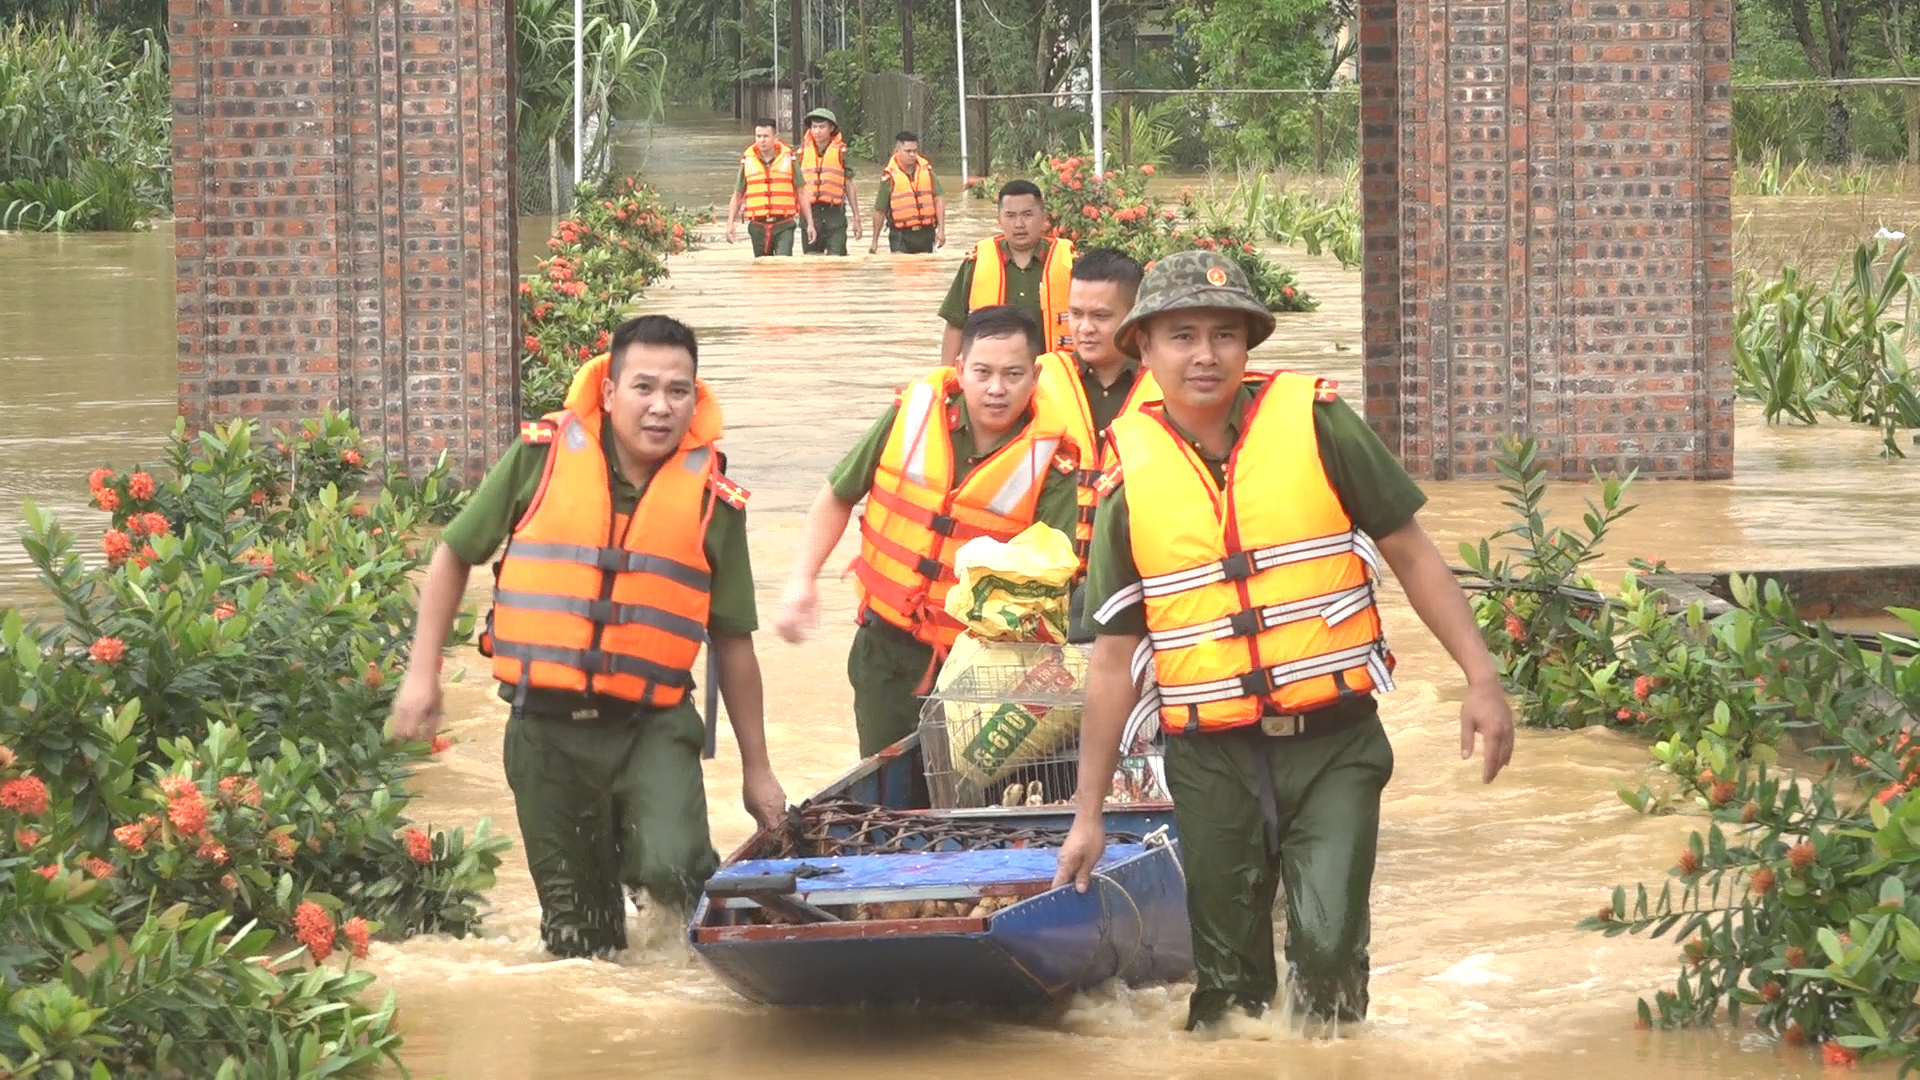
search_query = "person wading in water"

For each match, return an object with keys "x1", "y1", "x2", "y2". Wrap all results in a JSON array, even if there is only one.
[
  {"x1": 389, "y1": 314, "x2": 788, "y2": 958},
  {"x1": 869, "y1": 131, "x2": 945, "y2": 255},
  {"x1": 772, "y1": 305, "x2": 1084, "y2": 759},
  {"x1": 797, "y1": 107, "x2": 861, "y2": 256},
  {"x1": 937, "y1": 180, "x2": 1075, "y2": 367},
  {"x1": 1051, "y1": 251, "x2": 1516, "y2": 1032},
  {"x1": 726, "y1": 118, "x2": 817, "y2": 258}
]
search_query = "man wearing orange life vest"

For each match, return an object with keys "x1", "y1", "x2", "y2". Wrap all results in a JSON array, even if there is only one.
[
  {"x1": 388, "y1": 315, "x2": 788, "y2": 959},
  {"x1": 772, "y1": 305, "x2": 1084, "y2": 758},
  {"x1": 868, "y1": 130, "x2": 945, "y2": 255},
  {"x1": 725, "y1": 117, "x2": 818, "y2": 258},
  {"x1": 1032, "y1": 247, "x2": 1157, "y2": 571},
  {"x1": 937, "y1": 179, "x2": 1075, "y2": 368},
  {"x1": 797, "y1": 108, "x2": 862, "y2": 256},
  {"x1": 1051, "y1": 251, "x2": 1515, "y2": 1033}
]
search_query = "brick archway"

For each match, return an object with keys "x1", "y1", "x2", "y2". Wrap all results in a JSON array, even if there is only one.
[{"x1": 168, "y1": 0, "x2": 1733, "y2": 483}]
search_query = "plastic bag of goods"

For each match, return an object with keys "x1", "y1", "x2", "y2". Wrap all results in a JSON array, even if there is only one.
[
  {"x1": 942, "y1": 523, "x2": 1078, "y2": 642},
  {"x1": 934, "y1": 524, "x2": 1084, "y2": 791}
]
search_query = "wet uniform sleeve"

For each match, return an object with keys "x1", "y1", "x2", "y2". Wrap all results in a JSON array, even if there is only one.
[
  {"x1": 438, "y1": 441, "x2": 549, "y2": 566},
  {"x1": 875, "y1": 174, "x2": 893, "y2": 216},
  {"x1": 703, "y1": 500, "x2": 758, "y2": 636},
  {"x1": 735, "y1": 165, "x2": 747, "y2": 196},
  {"x1": 827, "y1": 403, "x2": 901, "y2": 503},
  {"x1": 938, "y1": 258, "x2": 974, "y2": 327},
  {"x1": 1034, "y1": 463, "x2": 1082, "y2": 545},
  {"x1": 1083, "y1": 482, "x2": 1147, "y2": 636},
  {"x1": 1313, "y1": 398, "x2": 1428, "y2": 539}
]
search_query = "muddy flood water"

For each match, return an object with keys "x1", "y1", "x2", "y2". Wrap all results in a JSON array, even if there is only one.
[{"x1": 4, "y1": 118, "x2": 1920, "y2": 1078}]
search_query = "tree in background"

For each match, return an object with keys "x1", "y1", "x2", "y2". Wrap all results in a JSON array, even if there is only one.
[{"x1": 515, "y1": 0, "x2": 669, "y2": 213}]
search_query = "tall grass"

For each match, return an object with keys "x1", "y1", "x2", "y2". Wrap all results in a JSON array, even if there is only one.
[
  {"x1": 0, "y1": 17, "x2": 170, "y2": 231},
  {"x1": 1734, "y1": 238, "x2": 1920, "y2": 457}
]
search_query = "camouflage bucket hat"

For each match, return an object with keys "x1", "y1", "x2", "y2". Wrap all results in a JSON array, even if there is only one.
[{"x1": 1114, "y1": 249, "x2": 1277, "y2": 358}]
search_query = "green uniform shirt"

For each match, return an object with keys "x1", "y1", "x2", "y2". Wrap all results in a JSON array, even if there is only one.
[
  {"x1": 1085, "y1": 386, "x2": 1425, "y2": 640},
  {"x1": 828, "y1": 392, "x2": 1082, "y2": 548},
  {"x1": 876, "y1": 166, "x2": 944, "y2": 219},
  {"x1": 1076, "y1": 356, "x2": 1141, "y2": 436},
  {"x1": 938, "y1": 237, "x2": 1060, "y2": 329},
  {"x1": 441, "y1": 423, "x2": 759, "y2": 639}
]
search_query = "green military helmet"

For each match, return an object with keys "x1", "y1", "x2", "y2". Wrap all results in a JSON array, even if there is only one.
[
  {"x1": 803, "y1": 107, "x2": 840, "y2": 130},
  {"x1": 1114, "y1": 248, "x2": 1277, "y2": 358}
]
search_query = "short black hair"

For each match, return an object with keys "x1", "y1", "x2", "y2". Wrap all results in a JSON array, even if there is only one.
[
  {"x1": 608, "y1": 314, "x2": 699, "y2": 381},
  {"x1": 998, "y1": 179, "x2": 1044, "y2": 207},
  {"x1": 960, "y1": 304, "x2": 1043, "y2": 356},
  {"x1": 894, "y1": 130, "x2": 920, "y2": 145},
  {"x1": 1071, "y1": 247, "x2": 1144, "y2": 291},
  {"x1": 753, "y1": 117, "x2": 777, "y2": 131}
]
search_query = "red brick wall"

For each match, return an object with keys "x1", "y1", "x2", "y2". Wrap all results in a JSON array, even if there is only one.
[
  {"x1": 170, "y1": 0, "x2": 519, "y2": 485},
  {"x1": 1359, "y1": 0, "x2": 1735, "y2": 480}
]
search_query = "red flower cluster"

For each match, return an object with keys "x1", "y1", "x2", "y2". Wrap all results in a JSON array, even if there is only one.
[
  {"x1": 163, "y1": 776, "x2": 210, "y2": 836},
  {"x1": 218, "y1": 775, "x2": 263, "y2": 808},
  {"x1": 115, "y1": 821, "x2": 150, "y2": 852},
  {"x1": 1, "y1": 775, "x2": 51, "y2": 815},
  {"x1": 294, "y1": 901, "x2": 336, "y2": 961},
  {"x1": 127, "y1": 471, "x2": 156, "y2": 500},
  {"x1": 402, "y1": 827, "x2": 434, "y2": 865},
  {"x1": 343, "y1": 916, "x2": 372, "y2": 959}
]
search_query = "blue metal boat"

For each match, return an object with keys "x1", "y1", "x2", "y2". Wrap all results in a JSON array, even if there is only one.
[{"x1": 687, "y1": 731, "x2": 1192, "y2": 1007}]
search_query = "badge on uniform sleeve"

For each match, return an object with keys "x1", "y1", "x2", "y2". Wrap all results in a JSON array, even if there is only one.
[
  {"x1": 709, "y1": 472, "x2": 751, "y2": 510},
  {"x1": 1314, "y1": 377, "x2": 1341, "y2": 403},
  {"x1": 1095, "y1": 465, "x2": 1124, "y2": 496},
  {"x1": 519, "y1": 420, "x2": 556, "y2": 445}
]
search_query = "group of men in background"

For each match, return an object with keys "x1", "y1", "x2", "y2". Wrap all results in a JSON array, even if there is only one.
[{"x1": 726, "y1": 109, "x2": 946, "y2": 258}]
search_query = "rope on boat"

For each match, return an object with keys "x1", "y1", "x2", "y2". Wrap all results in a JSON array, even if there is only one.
[{"x1": 769, "y1": 796, "x2": 1146, "y2": 859}]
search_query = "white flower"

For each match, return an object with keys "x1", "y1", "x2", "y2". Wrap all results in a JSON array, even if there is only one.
[{"x1": 1874, "y1": 226, "x2": 1906, "y2": 242}]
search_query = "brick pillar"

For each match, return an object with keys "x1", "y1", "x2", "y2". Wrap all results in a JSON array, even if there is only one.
[
  {"x1": 170, "y1": 0, "x2": 519, "y2": 485},
  {"x1": 1360, "y1": 0, "x2": 1735, "y2": 480}
]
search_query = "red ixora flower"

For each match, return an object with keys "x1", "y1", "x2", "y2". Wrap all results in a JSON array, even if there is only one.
[
  {"x1": 34, "y1": 865, "x2": 57, "y2": 880},
  {"x1": 343, "y1": 448, "x2": 363, "y2": 467},
  {"x1": 94, "y1": 487, "x2": 120, "y2": 512},
  {"x1": 127, "y1": 472, "x2": 156, "y2": 501},
  {"x1": 89, "y1": 636, "x2": 127, "y2": 664},
  {"x1": 88, "y1": 467, "x2": 114, "y2": 493},
  {"x1": 114, "y1": 821, "x2": 149, "y2": 852},
  {"x1": 82, "y1": 857, "x2": 115, "y2": 879},
  {"x1": 402, "y1": 827, "x2": 434, "y2": 865},
  {"x1": 218, "y1": 775, "x2": 262, "y2": 808},
  {"x1": 1823, "y1": 1040, "x2": 1859, "y2": 1066},
  {"x1": 102, "y1": 530, "x2": 133, "y2": 565},
  {"x1": 1, "y1": 776, "x2": 51, "y2": 816},
  {"x1": 294, "y1": 901, "x2": 335, "y2": 961},
  {"x1": 343, "y1": 916, "x2": 371, "y2": 959},
  {"x1": 213, "y1": 601, "x2": 237, "y2": 620}
]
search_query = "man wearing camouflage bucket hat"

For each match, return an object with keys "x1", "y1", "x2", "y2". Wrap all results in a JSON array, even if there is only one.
[{"x1": 1053, "y1": 250, "x2": 1515, "y2": 1033}]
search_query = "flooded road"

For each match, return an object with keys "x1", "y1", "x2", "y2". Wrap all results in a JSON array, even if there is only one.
[{"x1": 3, "y1": 118, "x2": 1920, "y2": 1078}]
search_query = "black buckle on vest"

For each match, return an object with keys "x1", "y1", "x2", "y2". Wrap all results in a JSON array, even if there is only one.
[
  {"x1": 928, "y1": 512, "x2": 958, "y2": 537},
  {"x1": 915, "y1": 556, "x2": 944, "y2": 580},
  {"x1": 1226, "y1": 609, "x2": 1263, "y2": 638},
  {"x1": 594, "y1": 548, "x2": 626, "y2": 572},
  {"x1": 581, "y1": 648, "x2": 611, "y2": 675},
  {"x1": 584, "y1": 598, "x2": 617, "y2": 623},
  {"x1": 1220, "y1": 550, "x2": 1256, "y2": 581},
  {"x1": 1239, "y1": 668, "x2": 1277, "y2": 696}
]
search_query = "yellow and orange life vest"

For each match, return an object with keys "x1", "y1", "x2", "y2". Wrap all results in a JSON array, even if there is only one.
[
  {"x1": 967, "y1": 237, "x2": 1076, "y2": 352},
  {"x1": 1101, "y1": 371, "x2": 1393, "y2": 738},
  {"x1": 800, "y1": 136, "x2": 849, "y2": 205},
  {"x1": 482, "y1": 353, "x2": 746, "y2": 708},
  {"x1": 884, "y1": 156, "x2": 938, "y2": 229},
  {"x1": 741, "y1": 142, "x2": 799, "y2": 221},
  {"x1": 853, "y1": 367, "x2": 1079, "y2": 654},
  {"x1": 1035, "y1": 352, "x2": 1163, "y2": 565}
]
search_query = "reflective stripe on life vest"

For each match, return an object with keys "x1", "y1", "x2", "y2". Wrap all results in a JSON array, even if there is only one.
[
  {"x1": 853, "y1": 367, "x2": 1074, "y2": 653},
  {"x1": 742, "y1": 143, "x2": 799, "y2": 221},
  {"x1": 884, "y1": 156, "x2": 938, "y2": 228},
  {"x1": 485, "y1": 353, "x2": 727, "y2": 708},
  {"x1": 1107, "y1": 370, "x2": 1394, "y2": 735},
  {"x1": 968, "y1": 237, "x2": 1076, "y2": 352},
  {"x1": 801, "y1": 137, "x2": 849, "y2": 205}
]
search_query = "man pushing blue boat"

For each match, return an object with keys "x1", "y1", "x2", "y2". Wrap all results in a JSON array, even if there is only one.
[{"x1": 1052, "y1": 251, "x2": 1517, "y2": 1033}]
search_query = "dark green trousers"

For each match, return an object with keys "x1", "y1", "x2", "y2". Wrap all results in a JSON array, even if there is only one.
[
  {"x1": 502, "y1": 701, "x2": 720, "y2": 958},
  {"x1": 803, "y1": 202, "x2": 849, "y2": 255},
  {"x1": 1165, "y1": 712, "x2": 1394, "y2": 1029},
  {"x1": 747, "y1": 218, "x2": 797, "y2": 257},
  {"x1": 889, "y1": 226, "x2": 937, "y2": 254},
  {"x1": 848, "y1": 617, "x2": 940, "y2": 758}
]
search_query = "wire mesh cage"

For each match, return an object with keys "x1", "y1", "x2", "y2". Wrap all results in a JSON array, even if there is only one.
[{"x1": 918, "y1": 641, "x2": 1171, "y2": 810}]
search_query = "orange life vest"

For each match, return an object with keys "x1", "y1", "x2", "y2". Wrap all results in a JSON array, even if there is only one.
[
  {"x1": 742, "y1": 142, "x2": 799, "y2": 221},
  {"x1": 800, "y1": 136, "x2": 849, "y2": 205},
  {"x1": 967, "y1": 237, "x2": 1076, "y2": 352},
  {"x1": 1102, "y1": 371, "x2": 1394, "y2": 738},
  {"x1": 853, "y1": 367, "x2": 1079, "y2": 653},
  {"x1": 1034, "y1": 351, "x2": 1158, "y2": 566},
  {"x1": 482, "y1": 353, "x2": 746, "y2": 708},
  {"x1": 884, "y1": 156, "x2": 938, "y2": 228}
]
